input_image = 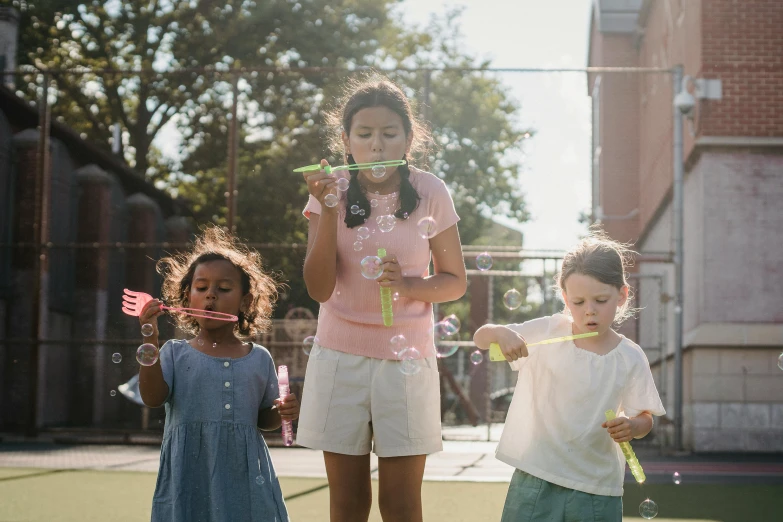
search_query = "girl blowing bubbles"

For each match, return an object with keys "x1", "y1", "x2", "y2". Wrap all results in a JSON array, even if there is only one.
[
  {"x1": 474, "y1": 228, "x2": 665, "y2": 522},
  {"x1": 138, "y1": 226, "x2": 299, "y2": 522},
  {"x1": 297, "y1": 75, "x2": 467, "y2": 522}
]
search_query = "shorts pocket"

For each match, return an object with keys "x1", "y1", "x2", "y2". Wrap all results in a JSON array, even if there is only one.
[
  {"x1": 405, "y1": 356, "x2": 442, "y2": 439},
  {"x1": 298, "y1": 345, "x2": 339, "y2": 433}
]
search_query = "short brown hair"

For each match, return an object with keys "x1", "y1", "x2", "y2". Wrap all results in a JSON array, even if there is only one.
[{"x1": 556, "y1": 226, "x2": 637, "y2": 324}]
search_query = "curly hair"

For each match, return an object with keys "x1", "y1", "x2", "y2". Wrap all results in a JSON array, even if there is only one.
[
  {"x1": 555, "y1": 225, "x2": 639, "y2": 324},
  {"x1": 156, "y1": 225, "x2": 280, "y2": 338}
]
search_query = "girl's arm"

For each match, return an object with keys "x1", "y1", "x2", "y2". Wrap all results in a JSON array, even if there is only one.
[
  {"x1": 137, "y1": 299, "x2": 169, "y2": 408},
  {"x1": 139, "y1": 352, "x2": 169, "y2": 408},
  {"x1": 381, "y1": 224, "x2": 467, "y2": 303},
  {"x1": 257, "y1": 406, "x2": 282, "y2": 431},
  {"x1": 302, "y1": 162, "x2": 340, "y2": 303},
  {"x1": 603, "y1": 411, "x2": 654, "y2": 442},
  {"x1": 258, "y1": 393, "x2": 300, "y2": 431},
  {"x1": 303, "y1": 211, "x2": 339, "y2": 302},
  {"x1": 473, "y1": 323, "x2": 528, "y2": 361}
]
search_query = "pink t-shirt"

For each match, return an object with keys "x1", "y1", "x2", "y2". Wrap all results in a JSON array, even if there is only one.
[{"x1": 303, "y1": 166, "x2": 460, "y2": 360}]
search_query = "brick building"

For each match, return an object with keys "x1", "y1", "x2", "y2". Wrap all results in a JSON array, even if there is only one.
[
  {"x1": 0, "y1": 82, "x2": 193, "y2": 433},
  {"x1": 588, "y1": 0, "x2": 783, "y2": 452}
]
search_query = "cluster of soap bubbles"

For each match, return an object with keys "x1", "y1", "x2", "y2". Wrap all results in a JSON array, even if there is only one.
[
  {"x1": 377, "y1": 215, "x2": 396, "y2": 233},
  {"x1": 354, "y1": 226, "x2": 371, "y2": 251},
  {"x1": 350, "y1": 204, "x2": 366, "y2": 216}
]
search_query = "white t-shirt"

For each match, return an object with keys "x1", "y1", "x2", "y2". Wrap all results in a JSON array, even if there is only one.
[{"x1": 495, "y1": 314, "x2": 665, "y2": 497}]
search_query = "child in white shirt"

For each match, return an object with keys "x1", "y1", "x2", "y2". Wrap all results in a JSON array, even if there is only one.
[{"x1": 474, "y1": 229, "x2": 665, "y2": 522}]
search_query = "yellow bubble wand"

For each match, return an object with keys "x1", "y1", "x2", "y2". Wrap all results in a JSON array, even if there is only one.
[
  {"x1": 605, "y1": 409, "x2": 646, "y2": 483},
  {"x1": 488, "y1": 332, "x2": 599, "y2": 361},
  {"x1": 377, "y1": 248, "x2": 393, "y2": 327}
]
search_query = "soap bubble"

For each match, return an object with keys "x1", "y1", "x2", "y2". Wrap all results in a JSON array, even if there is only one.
[
  {"x1": 398, "y1": 347, "x2": 422, "y2": 376},
  {"x1": 476, "y1": 253, "x2": 493, "y2": 271},
  {"x1": 371, "y1": 165, "x2": 386, "y2": 178},
  {"x1": 357, "y1": 227, "x2": 370, "y2": 240},
  {"x1": 111, "y1": 353, "x2": 122, "y2": 364},
  {"x1": 470, "y1": 350, "x2": 484, "y2": 365},
  {"x1": 358, "y1": 209, "x2": 365, "y2": 216},
  {"x1": 436, "y1": 344, "x2": 459, "y2": 358},
  {"x1": 141, "y1": 323, "x2": 154, "y2": 337},
  {"x1": 136, "y1": 343, "x2": 159, "y2": 366},
  {"x1": 303, "y1": 336, "x2": 316, "y2": 356},
  {"x1": 370, "y1": 199, "x2": 379, "y2": 208},
  {"x1": 376, "y1": 215, "x2": 396, "y2": 233},
  {"x1": 324, "y1": 193, "x2": 339, "y2": 208},
  {"x1": 360, "y1": 255, "x2": 383, "y2": 279},
  {"x1": 353, "y1": 241, "x2": 363, "y2": 251},
  {"x1": 639, "y1": 499, "x2": 658, "y2": 519},
  {"x1": 255, "y1": 475, "x2": 265, "y2": 486},
  {"x1": 336, "y1": 177, "x2": 350, "y2": 191},
  {"x1": 350, "y1": 204, "x2": 361, "y2": 215},
  {"x1": 389, "y1": 334, "x2": 407, "y2": 357},
  {"x1": 672, "y1": 472, "x2": 682, "y2": 485},
  {"x1": 417, "y1": 217, "x2": 437, "y2": 239},
  {"x1": 110, "y1": 390, "x2": 116, "y2": 397},
  {"x1": 503, "y1": 289, "x2": 523, "y2": 310},
  {"x1": 392, "y1": 292, "x2": 400, "y2": 301},
  {"x1": 442, "y1": 314, "x2": 461, "y2": 335}
]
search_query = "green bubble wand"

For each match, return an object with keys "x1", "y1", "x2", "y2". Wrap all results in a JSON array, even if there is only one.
[
  {"x1": 293, "y1": 159, "x2": 407, "y2": 175},
  {"x1": 377, "y1": 248, "x2": 393, "y2": 327},
  {"x1": 605, "y1": 409, "x2": 646, "y2": 483}
]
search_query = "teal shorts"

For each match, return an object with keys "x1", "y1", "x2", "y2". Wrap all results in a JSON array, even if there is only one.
[{"x1": 501, "y1": 469, "x2": 622, "y2": 522}]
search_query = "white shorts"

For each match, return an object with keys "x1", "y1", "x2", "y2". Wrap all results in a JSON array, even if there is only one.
[{"x1": 295, "y1": 344, "x2": 443, "y2": 458}]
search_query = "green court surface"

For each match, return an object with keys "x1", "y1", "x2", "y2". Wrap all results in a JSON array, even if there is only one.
[{"x1": 0, "y1": 468, "x2": 777, "y2": 521}]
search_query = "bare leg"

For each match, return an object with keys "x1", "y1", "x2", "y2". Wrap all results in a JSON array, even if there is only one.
[
  {"x1": 377, "y1": 455, "x2": 427, "y2": 522},
  {"x1": 323, "y1": 451, "x2": 372, "y2": 522}
]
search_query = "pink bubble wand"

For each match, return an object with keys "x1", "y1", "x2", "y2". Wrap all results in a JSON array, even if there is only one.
[{"x1": 121, "y1": 288, "x2": 238, "y2": 322}]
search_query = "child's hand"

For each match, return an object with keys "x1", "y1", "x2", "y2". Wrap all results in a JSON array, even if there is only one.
[
  {"x1": 302, "y1": 159, "x2": 338, "y2": 209},
  {"x1": 138, "y1": 299, "x2": 164, "y2": 337},
  {"x1": 492, "y1": 327, "x2": 528, "y2": 362},
  {"x1": 275, "y1": 394, "x2": 300, "y2": 422},
  {"x1": 378, "y1": 253, "x2": 407, "y2": 293},
  {"x1": 602, "y1": 416, "x2": 634, "y2": 443}
]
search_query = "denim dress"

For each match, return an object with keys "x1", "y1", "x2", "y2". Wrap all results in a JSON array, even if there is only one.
[{"x1": 150, "y1": 340, "x2": 288, "y2": 522}]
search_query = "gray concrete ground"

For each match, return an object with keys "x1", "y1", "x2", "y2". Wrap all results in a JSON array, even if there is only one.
[{"x1": 2, "y1": 424, "x2": 782, "y2": 485}]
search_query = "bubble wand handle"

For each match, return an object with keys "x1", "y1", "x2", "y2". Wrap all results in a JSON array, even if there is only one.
[
  {"x1": 605, "y1": 409, "x2": 646, "y2": 483},
  {"x1": 277, "y1": 365, "x2": 295, "y2": 447},
  {"x1": 377, "y1": 248, "x2": 393, "y2": 327}
]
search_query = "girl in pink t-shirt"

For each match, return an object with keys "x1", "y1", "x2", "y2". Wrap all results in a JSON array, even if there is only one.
[{"x1": 297, "y1": 75, "x2": 467, "y2": 522}]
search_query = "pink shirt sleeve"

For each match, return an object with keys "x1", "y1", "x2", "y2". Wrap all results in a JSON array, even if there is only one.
[
  {"x1": 303, "y1": 194, "x2": 322, "y2": 220},
  {"x1": 424, "y1": 176, "x2": 460, "y2": 236}
]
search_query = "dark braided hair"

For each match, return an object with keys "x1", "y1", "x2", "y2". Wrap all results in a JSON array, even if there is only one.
[
  {"x1": 343, "y1": 154, "x2": 421, "y2": 227},
  {"x1": 325, "y1": 75, "x2": 432, "y2": 229}
]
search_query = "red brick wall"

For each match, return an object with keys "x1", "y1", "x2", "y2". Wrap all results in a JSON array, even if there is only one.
[{"x1": 701, "y1": 0, "x2": 783, "y2": 137}]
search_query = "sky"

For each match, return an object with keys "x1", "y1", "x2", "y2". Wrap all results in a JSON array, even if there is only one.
[{"x1": 396, "y1": 0, "x2": 594, "y2": 252}]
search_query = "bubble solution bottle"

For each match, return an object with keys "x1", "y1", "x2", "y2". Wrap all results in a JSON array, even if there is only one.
[{"x1": 278, "y1": 365, "x2": 294, "y2": 447}]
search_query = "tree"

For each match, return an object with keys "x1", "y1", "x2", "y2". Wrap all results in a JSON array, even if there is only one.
[{"x1": 12, "y1": 0, "x2": 397, "y2": 176}]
